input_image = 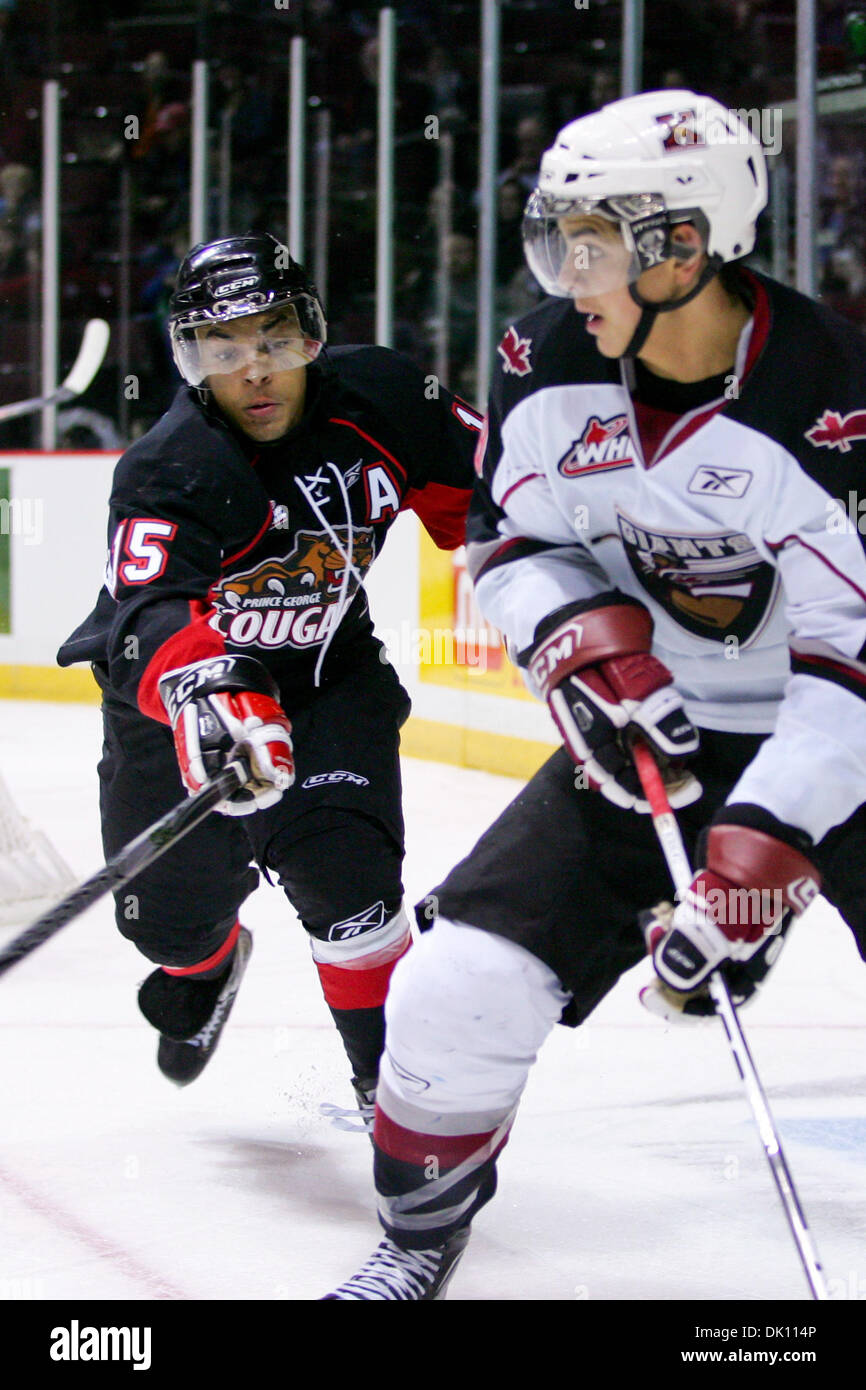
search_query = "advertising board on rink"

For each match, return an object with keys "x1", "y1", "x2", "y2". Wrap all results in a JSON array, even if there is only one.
[{"x1": 0, "y1": 454, "x2": 558, "y2": 778}]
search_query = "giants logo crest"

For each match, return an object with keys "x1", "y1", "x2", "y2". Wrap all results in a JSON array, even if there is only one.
[
  {"x1": 617, "y1": 509, "x2": 778, "y2": 644},
  {"x1": 655, "y1": 109, "x2": 702, "y2": 150},
  {"x1": 558, "y1": 415, "x2": 634, "y2": 476},
  {"x1": 210, "y1": 527, "x2": 375, "y2": 650}
]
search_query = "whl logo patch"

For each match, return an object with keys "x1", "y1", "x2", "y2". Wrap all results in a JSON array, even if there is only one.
[
  {"x1": 805, "y1": 409, "x2": 866, "y2": 453},
  {"x1": 498, "y1": 326, "x2": 532, "y2": 376},
  {"x1": 558, "y1": 414, "x2": 634, "y2": 476}
]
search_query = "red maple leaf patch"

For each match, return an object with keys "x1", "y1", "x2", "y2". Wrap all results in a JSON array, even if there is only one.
[
  {"x1": 805, "y1": 409, "x2": 866, "y2": 453},
  {"x1": 497, "y1": 326, "x2": 532, "y2": 376}
]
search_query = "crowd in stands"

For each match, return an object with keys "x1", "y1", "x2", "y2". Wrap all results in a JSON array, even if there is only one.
[{"x1": 0, "y1": 0, "x2": 865, "y2": 443}]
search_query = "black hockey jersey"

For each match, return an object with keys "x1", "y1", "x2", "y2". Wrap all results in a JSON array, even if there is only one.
[
  {"x1": 58, "y1": 346, "x2": 480, "y2": 720},
  {"x1": 469, "y1": 270, "x2": 866, "y2": 843}
]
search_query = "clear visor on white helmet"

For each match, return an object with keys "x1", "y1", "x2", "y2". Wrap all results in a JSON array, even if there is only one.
[
  {"x1": 171, "y1": 294, "x2": 326, "y2": 386},
  {"x1": 523, "y1": 190, "x2": 682, "y2": 298}
]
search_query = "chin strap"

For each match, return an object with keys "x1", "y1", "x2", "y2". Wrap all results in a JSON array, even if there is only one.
[{"x1": 620, "y1": 255, "x2": 723, "y2": 359}]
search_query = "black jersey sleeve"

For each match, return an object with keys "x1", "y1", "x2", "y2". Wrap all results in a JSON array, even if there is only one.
[
  {"x1": 59, "y1": 389, "x2": 271, "y2": 722},
  {"x1": 326, "y1": 346, "x2": 481, "y2": 548}
]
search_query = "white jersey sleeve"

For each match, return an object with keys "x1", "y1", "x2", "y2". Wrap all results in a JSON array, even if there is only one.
[{"x1": 467, "y1": 277, "x2": 866, "y2": 845}]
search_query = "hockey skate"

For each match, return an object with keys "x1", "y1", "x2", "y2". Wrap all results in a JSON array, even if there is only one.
[
  {"x1": 138, "y1": 927, "x2": 253, "y2": 1086},
  {"x1": 323, "y1": 1227, "x2": 470, "y2": 1300},
  {"x1": 320, "y1": 1075, "x2": 377, "y2": 1135}
]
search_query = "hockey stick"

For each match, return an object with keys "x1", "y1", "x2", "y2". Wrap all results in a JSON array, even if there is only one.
[
  {"x1": 0, "y1": 318, "x2": 110, "y2": 424},
  {"x1": 0, "y1": 759, "x2": 248, "y2": 979},
  {"x1": 630, "y1": 738, "x2": 829, "y2": 1302}
]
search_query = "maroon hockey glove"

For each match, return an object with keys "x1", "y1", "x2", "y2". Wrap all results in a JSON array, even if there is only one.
[
  {"x1": 652, "y1": 810, "x2": 821, "y2": 994},
  {"x1": 638, "y1": 900, "x2": 792, "y2": 1022},
  {"x1": 158, "y1": 655, "x2": 294, "y2": 817},
  {"x1": 523, "y1": 594, "x2": 700, "y2": 813}
]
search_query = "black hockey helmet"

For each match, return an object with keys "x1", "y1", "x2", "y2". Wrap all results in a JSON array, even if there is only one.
[{"x1": 169, "y1": 232, "x2": 327, "y2": 386}]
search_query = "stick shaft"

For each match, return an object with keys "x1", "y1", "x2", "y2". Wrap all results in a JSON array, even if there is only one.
[
  {"x1": 0, "y1": 762, "x2": 242, "y2": 978},
  {"x1": 631, "y1": 740, "x2": 829, "y2": 1301}
]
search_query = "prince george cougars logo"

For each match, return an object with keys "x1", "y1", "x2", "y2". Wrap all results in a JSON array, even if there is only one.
[
  {"x1": 617, "y1": 511, "x2": 777, "y2": 643},
  {"x1": 209, "y1": 526, "x2": 375, "y2": 650}
]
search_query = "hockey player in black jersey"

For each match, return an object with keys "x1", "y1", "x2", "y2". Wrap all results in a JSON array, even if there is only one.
[
  {"x1": 326, "y1": 91, "x2": 866, "y2": 1298},
  {"x1": 58, "y1": 233, "x2": 479, "y2": 1117}
]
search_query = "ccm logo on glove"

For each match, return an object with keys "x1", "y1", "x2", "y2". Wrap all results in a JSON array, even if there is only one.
[
  {"x1": 159, "y1": 655, "x2": 294, "y2": 816},
  {"x1": 522, "y1": 594, "x2": 701, "y2": 813}
]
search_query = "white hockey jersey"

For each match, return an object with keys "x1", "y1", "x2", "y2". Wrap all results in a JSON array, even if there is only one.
[{"x1": 469, "y1": 270, "x2": 866, "y2": 843}]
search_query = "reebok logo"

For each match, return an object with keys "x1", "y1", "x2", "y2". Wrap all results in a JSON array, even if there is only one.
[
  {"x1": 50, "y1": 1320, "x2": 152, "y2": 1370},
  {"x1": 327, "y1": 901, "x2": 386, "y2": 941},
  {"x1": 688, "y1": 465, "x2": 752, "y2": 497},
  {"x1": 787, "y1": 875, "x2": 820, "y2": 914}
]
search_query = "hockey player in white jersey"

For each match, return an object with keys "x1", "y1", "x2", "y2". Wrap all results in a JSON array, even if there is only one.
[{"x1": 325, "y1": 91, "x2": 866, "y2": 1299}]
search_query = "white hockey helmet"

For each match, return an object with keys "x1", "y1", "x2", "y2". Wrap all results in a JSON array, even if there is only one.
[{"x1": 523, "y1": 90, "x2": 769, "y2": 300}]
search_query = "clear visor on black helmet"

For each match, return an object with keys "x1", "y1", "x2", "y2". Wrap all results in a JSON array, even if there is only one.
[
  {"x1": 523, "y1": 190, "x2": 673, "y2": 298},
  {"x1": 170, "y1": 293, "x2": 326, "y2": 386}
]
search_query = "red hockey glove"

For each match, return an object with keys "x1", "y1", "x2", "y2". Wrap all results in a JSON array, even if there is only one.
[
  {"x1": 652, "y1": 811, "x2": 821, "y2": 995},
  {"x1": 523, "y1": 594, "x2": 701, "y2": 813},
  {"x1": 158, "y1": 655, "x2": 294, "y2": 817}
]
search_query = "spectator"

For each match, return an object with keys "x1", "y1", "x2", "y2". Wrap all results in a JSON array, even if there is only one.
[
  {"x1": 0, "y1": 163, "x2": 39, "y2": 241},
  {"x1": 212, "y1": 63, "x2": 274, "y2": 158},
  {"x1": 0, "y1": 214, "x2": 31, "y2": 317},
  {"x1": 423, "y1": 44, "x2": 465, "y2": 123},
  {"x1": 819, "y1": 153, "x2": 866, "y2": 274},
  {"x1": 132, "y1": 52, "x2": 173, "y2": 162},
  {"x1": 587, "y1": 70, "x2": 619, "y2": 113},
  {"x1": 496, "y1": 177, "x2": 527, "y2": 286},
  {"x1": 0, "y1": 0, "x2": 39, "y2": 86},
  {"x1": 498, "y1": 114, "x2": 550, "y2": 194},
  {"x1": 136, "y1": 103, "x2": 192, "y2": 237},
  {"x1": 137, "y1": 227, "x2": 189, "y2": 415},
  {"x1": 424, "y1": 230, "x2": 477, "y2": 385}
]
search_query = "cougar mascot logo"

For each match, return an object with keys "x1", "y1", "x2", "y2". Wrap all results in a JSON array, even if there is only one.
[
  {"x1": 217, "y1": 528, "x2": 375, "y2": 611},
  {"x1": 284, "y1": 529, "x2": 375, "y2": 594},
  {"x1": 210, "y1": 526, "x2": 376, "y2": 652}
]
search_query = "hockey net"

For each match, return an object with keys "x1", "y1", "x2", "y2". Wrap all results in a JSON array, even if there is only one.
[{"x1": 0, "y1": 772, "x2": 75, "y2": 926}]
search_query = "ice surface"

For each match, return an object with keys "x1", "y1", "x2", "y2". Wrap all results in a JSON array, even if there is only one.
[{"x1": 1, "y1": 701, "x2": 865, "y2": 1312}]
